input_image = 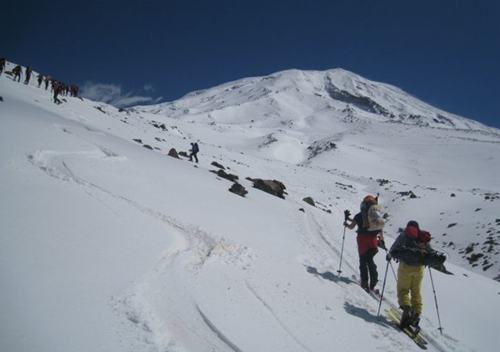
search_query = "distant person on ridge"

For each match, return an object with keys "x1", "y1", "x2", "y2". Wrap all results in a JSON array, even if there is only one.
[
  {"x1": 12, "y1": 65, "x2": 22, "y2": 82},
  {"x1": 24, "y1": 66, "x2": 33, "y2": 85},
  {"x1": 0, "y1": 58, "x2": 6, "y2": 76},
  {"x1": 70, "y1": 84, "x2": 79, "y2": 97},
  {"x1": 387, "y1": 221, "x2": 433, "y2": 329},
  {"x1": 344, "y1": 195, "x2": 385, "y2": 291},
  {"x1": 53, "y1": 81, "x2": 63, "y2": 104},
  {"x1": 37, "y1": 74, "x2": 44, "y2": 87},
  {"x1": 189, "y1": 142, "x2": 199, "y2": 163},
  {"x1": 45, "y1": 76, "x2": 51, "y2": 90}
]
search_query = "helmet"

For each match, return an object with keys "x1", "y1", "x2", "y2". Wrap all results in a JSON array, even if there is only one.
[
  {"x1": 360, "y1": 195, "x2": 377, "y2": 210},
  {"x1": 364, "y1": 195, "x2": 376, "y2": 203}
]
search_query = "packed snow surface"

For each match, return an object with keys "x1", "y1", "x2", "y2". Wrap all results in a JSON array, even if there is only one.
[{"x1": 1, "y1": 64, "x2": 500, "y2": 352}]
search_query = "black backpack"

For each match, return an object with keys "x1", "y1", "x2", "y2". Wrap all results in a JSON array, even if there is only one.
[{"x1": 391, "y1": 226, "x2": 446, "y2": 267}]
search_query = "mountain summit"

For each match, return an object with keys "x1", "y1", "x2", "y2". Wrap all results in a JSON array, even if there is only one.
[{"x1": 135, "y1": 68, "x2": 493, "y2": 132}]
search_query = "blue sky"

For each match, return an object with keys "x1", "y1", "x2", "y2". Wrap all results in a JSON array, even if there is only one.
[{"x1": 2, "y1": 0, "x2": 499, "y2": 128}]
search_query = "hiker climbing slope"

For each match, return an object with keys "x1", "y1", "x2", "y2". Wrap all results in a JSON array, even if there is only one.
[
  {"x1": 387, "y1": 220, "x2": 446, "y2": 330},
  {"x1": 189, "y1": 142, "x2": 199, "y2": 163},
  {"x1": 344, "y1": 195, "x2": 385, "y2": 291},
  {"x1": 12, "y1": 65, "x2": 22, "y2": 82}
]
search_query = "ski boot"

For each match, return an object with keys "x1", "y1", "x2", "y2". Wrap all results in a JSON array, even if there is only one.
[{"x1": 399, "y1": 305, "x2": 412, "y2": 329}]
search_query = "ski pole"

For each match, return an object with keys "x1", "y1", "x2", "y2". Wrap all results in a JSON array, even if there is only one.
[
  {"x1": 377, "y1": 258, "x2": 390, "y2": 319},
  {"x1": 337, "y1": 225, "x2": 347, "y2": 276},
  {"x1": 389, "y1": 261, "x2": 398, "y2": 283},
  {"x1": 428, "y1": 267, "x2": 444, "y2": 334},
  {"x1": 379, "y1": 239, "x2": 398, "y2": 283},
  {"x1": 337, "y1": 210, "x2": 351, "y2": 276}
]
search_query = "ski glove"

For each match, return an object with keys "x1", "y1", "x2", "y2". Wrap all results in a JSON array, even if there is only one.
[
  {"x1": 344, "y1": 210, "x2": 351, "y2": 221},
  {"x1": 386, "y1": 253, "x2": 392, "y2": 262}
]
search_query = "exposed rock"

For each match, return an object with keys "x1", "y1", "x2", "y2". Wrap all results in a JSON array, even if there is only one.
[
  {"x1": 211, "y1": 161, "x2": 226, "y2": 170},
  {"x1": 143, "y1": 145, "x2": 153, "y2": 150},
  {"x1": 397, "y1": 190, "x2": 417, "y2": 199},
  {"x1": 94, "y1": 106, "x2": 107, "y2": 114},
  {"x1": 179, "y1": 151, "x2": 189, "y2": 158},
  {"x1": 377, "y1": 179, "x2": 390, "y2": 186},
  {"x1": 252, "y1": 179, "x2": 287, "y2": 199},
  {"x1": 168, "y1": 148, "x2": 180, "y2": 159},
  {"x1": 303, "y1": 197, "x2": 316, "y2": 207},
  {"x1": 325, "y1": 79, "x2": 393, "y2": 117},
  {"x1": 151, "y1": 122, "x2": 167, "y2": 131},
  {"x1": 229, "y1": 183, "x2": 248, "y2": 197},
  {"x1": 307, "y1": 141, "x2": 337, "y2": 159},
  {"x1": 211, "y1": 169, "x2": 239, "y2": 182},
  {"x1": 133, "y1": 139, "x2": 143, "y2": 144}
]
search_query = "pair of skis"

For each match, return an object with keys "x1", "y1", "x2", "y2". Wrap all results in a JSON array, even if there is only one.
[
  {"x1": 386, "y1": 307, "x2": 428, "y2": 349},
  {"x1": 353, "y1": 277, "x2": 427, "y2": 349},
  {"x1": 351, "y1": 275, "x2": 428, "y2": 349}
]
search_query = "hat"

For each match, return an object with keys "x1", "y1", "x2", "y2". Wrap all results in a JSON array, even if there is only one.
[{"x1": 407, "y1": 220, "x2": 420, "y2": 229}]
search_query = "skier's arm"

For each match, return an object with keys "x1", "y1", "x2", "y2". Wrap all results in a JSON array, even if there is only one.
[
  {"x1": 389, "y1": 234, "x2": 405, "y2": 253},
  {"x1": 378, "y1": 230, "x2": 384, "y2": 241},
  {"x1": 343, "y1": 218, "x2": 357, "y2": 230}
]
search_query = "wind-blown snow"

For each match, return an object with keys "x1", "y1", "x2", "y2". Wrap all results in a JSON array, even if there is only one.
[{"x1": 1, "y1": 63, "x2": 499, "y2": 352}]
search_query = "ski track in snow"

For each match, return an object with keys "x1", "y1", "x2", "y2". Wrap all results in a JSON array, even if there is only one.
[
  {"x1": 24, "y1": 131, "x2": 468, "y2": 352},
  {"x1": 244, "y1": 281, "x2": 314, "y2": 352},
  {"x1": 27, "y1": 145, "x2": 260, "y2": 351}
]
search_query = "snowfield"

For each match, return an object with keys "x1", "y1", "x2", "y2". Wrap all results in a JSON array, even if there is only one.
[{"x1": 1, "y1": 63, "x2": 499, "y2": 352}]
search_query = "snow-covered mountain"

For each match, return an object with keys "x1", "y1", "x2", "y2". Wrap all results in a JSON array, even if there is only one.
[
  {"x1": 1, "y1": 63, "x2": 499, "y2": 352},
  {"x1": 135, "y1": 68, "x2": 492, "y2": 131},
  {"x1": 134, "y1": 68, "x2": 500, "y2": 278}
]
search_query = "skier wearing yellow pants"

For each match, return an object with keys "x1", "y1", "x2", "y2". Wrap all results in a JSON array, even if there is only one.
[
  {"x1": 389, "y1": 221, "x2": 432, "y2": 328},
  {"x1": 397, "y1": 263, "x2": 424, "y2": 317}
]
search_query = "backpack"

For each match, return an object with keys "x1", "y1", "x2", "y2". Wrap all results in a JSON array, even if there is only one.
[
  {"x1": 391, "y1": 226, "x2": 446, "y2": 267},
  {"x1": 360, "y1": 195, "x2": 385, "y2": 231}
]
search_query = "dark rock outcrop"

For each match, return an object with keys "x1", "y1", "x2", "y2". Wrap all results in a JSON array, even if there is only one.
[
  {"x1": 229, "y1": 183, "x2": 248, "y2": 197},
  {"x1": 252, "y1": 179, "x2": 287, "y2": 199},
  {"x1": 211, "y1": 169, "x2": 239, "y2": 182},
  {"x1": 211, "y1": 161, "x2": 226, "y2": 170},
  {"x1": 303, "y1": 197, "x2": 315, "y2": 207},
  {"x1": 168, "y1": 148, "x2": 180, "y2": 159}
]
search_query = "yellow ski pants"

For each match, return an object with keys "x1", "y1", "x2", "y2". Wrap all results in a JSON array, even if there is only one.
[{"x1": 397, "y1": 263, "x2": 424, "y2": 315}]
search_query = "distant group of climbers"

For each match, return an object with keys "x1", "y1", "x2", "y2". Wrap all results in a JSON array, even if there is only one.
[
  {"x1": 0, "y1": 58, "x2": 79, "y2": 105},
  {"x1": 343, "y1": 195, "x2": 445, "y2": 331}
]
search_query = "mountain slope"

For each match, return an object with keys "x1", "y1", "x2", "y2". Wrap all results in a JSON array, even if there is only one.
[
  {"x1": 1, "y1": 65, "x2": 499, "y2": 352},
  {"x1": 135, "y1": 68, "x2": 494, "y2": 132},
  {"x1": 132, "y1": 68, "x2": 500, "y2": 278}
]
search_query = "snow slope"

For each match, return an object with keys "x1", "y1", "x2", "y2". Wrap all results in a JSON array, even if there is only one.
[{"x1": 1, "y1": 64, "x2": 500, "y2": 352}]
